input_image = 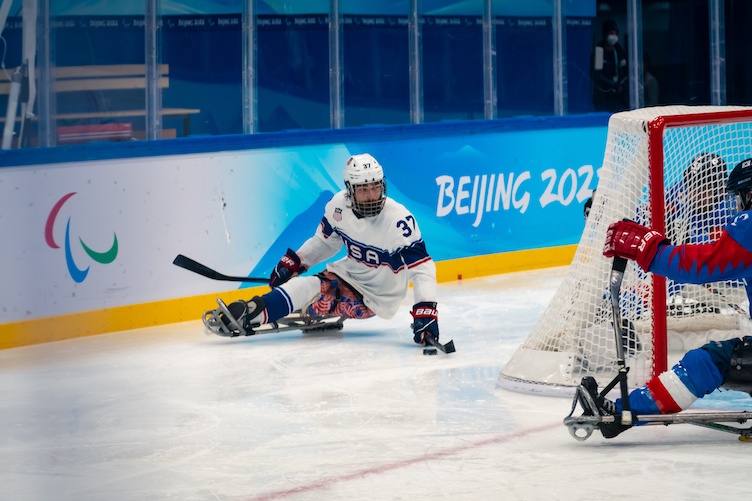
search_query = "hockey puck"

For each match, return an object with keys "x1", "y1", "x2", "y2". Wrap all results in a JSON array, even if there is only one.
[{"x1": 423, "y1": 347, "x2": 438, "y2": 355}]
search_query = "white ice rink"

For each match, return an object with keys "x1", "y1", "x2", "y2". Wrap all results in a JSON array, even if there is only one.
[{"x1": 2, "y1": 267, "x2": 751, "y2": 501}]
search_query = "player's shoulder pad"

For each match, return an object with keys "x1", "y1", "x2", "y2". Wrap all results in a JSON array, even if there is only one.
[
  {"x1": 323, "y1": 190, "x2": 349, "y2": 215},
  {"x1": 384, "y1": 201, "x2": 423, "y2": 243},
  {"x1": 327, "y1": 190, "x2": 348, "y2": 207},
  {"x1": 383, "y1": 197, "x2": 414, "y2": 217},
  {"x1": 726, "y1": 211, "x2": 752, "y2": 252}
]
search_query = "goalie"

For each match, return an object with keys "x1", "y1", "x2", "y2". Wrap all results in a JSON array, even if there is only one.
[
  {"x1": 203, "y1": 153, "x2": 441, "y2": 348},
  {"x1": 581, "y1": 157, "x2": 752, "y2": 438}
]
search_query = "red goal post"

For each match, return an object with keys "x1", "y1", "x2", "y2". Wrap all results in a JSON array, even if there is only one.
[{"x1": 499, "y1": 106, "x2": 752, "y2": 397}]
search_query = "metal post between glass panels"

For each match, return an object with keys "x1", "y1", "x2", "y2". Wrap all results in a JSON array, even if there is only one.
[
  {"x1": 408, "y1": 0, "x2": 423, "y2": 124},
  {"x1": 36, "y1": 0, "x2": 53, "y2": 147},
  {"x1": 552, "y1": 0, "x2": 567, "y2": 116},
  {"x1": 145, "y1": 0, "x2": 162, "y2": 141},
  {"x1": 626, "y1": 0, "x2": 643, "y2": 110},
  {"x1": 482, "y1": 0, "x2": 496, "y2": 120},
  {"x1": 242, "y1": 0, "x2": 257, "y2": 134},
  {"x1": 329, "y1": 0, "x2": 344, "y2": 129},
  {"x1": 709, "y1": 0, "x2": 726, "y2": 106}
]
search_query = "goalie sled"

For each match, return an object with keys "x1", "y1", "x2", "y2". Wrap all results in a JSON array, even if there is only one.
[
  {"x1": 203, "y1": 298, "x2": 345, "y2": 337},
  {"x1": 564, "y1": 381, "x2": 752, "y2": 442},
  {"x1": 562, "y1": 257, "x2": 752, "y2": 442}
]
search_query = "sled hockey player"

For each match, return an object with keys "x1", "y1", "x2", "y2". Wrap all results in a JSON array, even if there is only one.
[
  {"x1": 202, "y1": 153, "x2": 441, "y2": 348},
  {"x1": 578, "y1": 157, "x2": 752, "y2": 438}
]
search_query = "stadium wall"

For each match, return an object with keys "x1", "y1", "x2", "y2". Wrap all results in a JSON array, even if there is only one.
[{"x1": 0, "y1": 115, "x2": 609, "y2": 348}]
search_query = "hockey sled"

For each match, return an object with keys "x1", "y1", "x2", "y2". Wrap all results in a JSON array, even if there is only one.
[
  {"x1": 203, "y1": 298, "x2": 345, "y2": 337},
  {"x1": 564, "y1": 381, "x2": 752, "y2": 442}
]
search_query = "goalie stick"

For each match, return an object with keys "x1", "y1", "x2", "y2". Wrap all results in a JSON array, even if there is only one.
[
  {"x1": 563, "y1": 255, "x2": 633, "y2": 439},
  {"x1": 703, "y1": 283, "x2": 749, "y2": 317},
  {"x1": 609, "y1": 255, "x2": 633, "y2": 426},
  {"x1": 173, "y1": 254, "x2": 269, "y2": 283}
]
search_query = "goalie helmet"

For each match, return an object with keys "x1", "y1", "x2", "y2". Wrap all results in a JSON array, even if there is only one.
[
  {"x1": 727, "y1": 158, "x2": 752, "y2": 212},
  {"x1": 683, "y1": 152, "x2": 726, "y2": 188},
  {"x1": 683, "y1": 152, "x2": 727, "y2": 213},
  {"x1": 344, "y1": 153, "x2": 387, "y2": 217}
]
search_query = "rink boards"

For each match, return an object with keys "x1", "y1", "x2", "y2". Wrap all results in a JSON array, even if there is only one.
[{"x1": 0, "y1": 116, "x2": 606, "y2": 347}]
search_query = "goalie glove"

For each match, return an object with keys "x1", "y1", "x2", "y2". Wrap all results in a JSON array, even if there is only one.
[
  {"x1": 411, "y1": 302, "x2": 439, "y2": 346},
  {"x1": 603, "y1": 220, "x2": 668, "y2": 271},
  {"x1": 269, "y1": 248, "x2": 306, "y2": 288}
]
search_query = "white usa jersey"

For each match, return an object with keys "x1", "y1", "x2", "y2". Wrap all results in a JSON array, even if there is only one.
[{"x1": 296, "y1": 190, "x2": 437, "y2": 319}]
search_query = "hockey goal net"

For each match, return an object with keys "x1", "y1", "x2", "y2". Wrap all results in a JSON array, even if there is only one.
[{"x1": 499, "y1": 105, "x2": 752, "y2": 397}]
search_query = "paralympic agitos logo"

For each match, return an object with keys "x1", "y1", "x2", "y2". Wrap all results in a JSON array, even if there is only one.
[{"x1": 44, "y1": 192, "x2": 119, "y2": 283}]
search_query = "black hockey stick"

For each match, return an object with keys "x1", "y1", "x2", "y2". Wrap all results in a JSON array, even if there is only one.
[
  {"x1": 427, "y1": 335, "x2": 456, "y2": 354},
  {"x1": 703, "y1": 284, "x2": 749, "y2": 316},
  {"x1": 609, "y1": 256, "x2": 633, "y2": 425},
  {"x1": 173, "y1": 254, "x2": 268, "y2": 283}
]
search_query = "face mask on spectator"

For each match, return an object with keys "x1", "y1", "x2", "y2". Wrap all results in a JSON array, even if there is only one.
[{"x1": 607, "y1": 34, "x2": 619, "y2": 46}]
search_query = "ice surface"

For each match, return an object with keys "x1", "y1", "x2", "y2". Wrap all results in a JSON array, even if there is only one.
[{"x1": 1, "y1": 267, "x2": 750, "y2": 500}]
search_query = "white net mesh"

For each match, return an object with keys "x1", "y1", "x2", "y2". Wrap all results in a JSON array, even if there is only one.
[{"x1": 499, "y1": 106, "x2": 752, "y2": 397}]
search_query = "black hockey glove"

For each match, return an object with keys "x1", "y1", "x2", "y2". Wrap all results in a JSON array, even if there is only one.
[
  {"x1": 411, "y1": 302, "x2": 439, "y2": 346},
  {"x1": 269, "y1": 248, "x2": 306, "y2": 288}
]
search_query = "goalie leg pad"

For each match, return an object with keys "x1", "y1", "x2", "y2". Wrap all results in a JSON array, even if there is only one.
[{"x1": 723, "y1": 336, "x2": 752, "y2": 395}]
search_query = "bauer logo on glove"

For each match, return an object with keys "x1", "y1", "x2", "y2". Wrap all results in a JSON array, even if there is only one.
[
  {"x1": 411, "y1": 302, "x2": 440, "y2": 345},
  {"x1": 269, "y1": 248, "x2": 307, "y2": 288},
  {"x1": 603, "y1": 220, "x2": 668, "y2": 271}
]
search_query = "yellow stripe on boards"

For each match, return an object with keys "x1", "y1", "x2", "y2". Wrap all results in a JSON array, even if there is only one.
[
  {"x1": 435, "y1": 244, "x2": 577, "y2": 282},
  {"x1": 0, "y1": 287, "x2": 265, "y2": 350}
]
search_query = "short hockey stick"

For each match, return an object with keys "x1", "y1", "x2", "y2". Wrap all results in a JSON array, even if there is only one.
[
  {"x1": 427, "y1": 335, "x2": 456, "y2": 354},
  {"x1": 703, "y1": 284, "x2": 749, "y2": 316},
  {"x1": 609, "y1": 256, "x2": 632, "y2": 425},
  {"x1": 173, "y1": 254, "x2": 268, "y2": 283}
]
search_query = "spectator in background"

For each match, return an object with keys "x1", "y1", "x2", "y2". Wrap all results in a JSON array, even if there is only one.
[{"x1": 592, "y1": 19, "x2": 628, "y2": 112}]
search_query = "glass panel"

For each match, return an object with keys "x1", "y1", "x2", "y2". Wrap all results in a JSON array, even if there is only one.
[
  {"x1": 0, "y1": 3, "x2": 152, "y2": 146},
  {"x1": 625, "y1": 0, "x2": 710, "y2": 108},
  {"x1": 52, "y1": 5, "x2": 150, "y2": 143},
  {"x1": 495, "y1": 2, "x2": 554, "y2": 117},
  {"x1": 591, "y1": 4, "x2": 629, "y2": 111},
  {"x1": 664, "y1": 0, "x2": 710, "y2": 105},
  {"x1": 341, "y1": 1, "x2": 410, "y2": 127},
  {"x1": 566, "y1": 2, "x2": 597, "y2": 114},
  {"x1": 0, "y1": 3, "x2": 30, "y2": 148},
  {"x1": 421, "y1": 1, "x2": 484, "y2": 122},
  {"x1": 725, "y1": 0, "x2": 752, "y2": 106},
  {"x1": 162, "y1": 4, "x2": 241, "y2": 137},
  {"x1": 640, "y1": 1, "x2": 667, "y2": 107},
  {"x1": 256, "y1": 2, "x2": 330, "y2": 133}
]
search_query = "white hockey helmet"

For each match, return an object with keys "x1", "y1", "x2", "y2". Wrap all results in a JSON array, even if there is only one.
[{"x1": 344, "y1": 153, "x2": 387, "y2": 217}]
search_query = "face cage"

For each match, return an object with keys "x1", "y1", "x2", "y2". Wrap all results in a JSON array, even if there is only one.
[
  {"x1": 349, "y1": 181, "x2": 387, "y2": 217},
  {"x1": 734, "y1": 189, "x2": 752, "y2": 213}
]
